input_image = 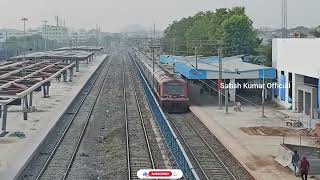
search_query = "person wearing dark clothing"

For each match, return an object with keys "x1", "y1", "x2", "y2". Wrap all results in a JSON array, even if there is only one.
[
  {"x1": 292, "y1": 150, "x2": 300, "y2": 176},
  {"x1": 300, "y1": 156, "x2": 310, "y2": 180}
]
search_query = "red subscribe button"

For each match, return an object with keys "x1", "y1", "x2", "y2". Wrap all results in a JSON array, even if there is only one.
[{"x1": 149, "y1": 171, "x2": 172, "y2": 177}]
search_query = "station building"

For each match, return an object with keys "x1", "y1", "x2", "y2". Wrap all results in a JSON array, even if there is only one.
[
  {"x1": 160, "y1": 55, "x2": 276, "y2": 103},
  {"x1": 272, "y1": 38, "x2": 320, "y2": 119}
]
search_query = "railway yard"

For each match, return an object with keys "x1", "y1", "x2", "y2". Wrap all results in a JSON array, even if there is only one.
[{"x1": 0, "y1": 45, "x2": 319, "y2": 180}]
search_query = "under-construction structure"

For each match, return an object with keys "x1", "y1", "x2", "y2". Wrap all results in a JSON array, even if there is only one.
[{"x1": 0, "y1": 49, "x2": 100, "y2": 132}]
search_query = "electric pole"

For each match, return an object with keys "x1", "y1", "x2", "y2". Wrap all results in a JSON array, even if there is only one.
[
  {"x1": 261, "y1": 61, "x2": 266, "y2": 118},
  {"x1": 225, "y1": 81, "x2": 229, "y2": 114},
  {"x1": 5, "y1": 32, "x2": 8, "y2": 59},
  {"x1": 43, "y1": 20, "x2": 48, "y2": 51},
  {"x1": 21, "y1": 17, "x2": 28, "y2": 75},
  {"x1": 21, "y1": 17, "x2": 28, "y2": 34},
  {"x1": 218, "y1": 45, "x2": 223, "y2": 109},
  {"x1": 96, "y1": 24, "x2": 99, "y2": 47},
  {"x1": 152, "y1": 24, "x2": 155, "y2": 73},
  {"x1": 195, "y1": 46, "x2": 198, "y2": 69},
  {"x1": 282, "y1": 0, "x2": 288, "y2": 38}
]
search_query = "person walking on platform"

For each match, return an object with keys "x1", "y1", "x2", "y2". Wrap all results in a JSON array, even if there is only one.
[
  {"x1": 300, "y1": 156, "x2": 310, "y2": 180},
  {"x1": 291, "y1": 150, "x2": 300, "y2": 176}
]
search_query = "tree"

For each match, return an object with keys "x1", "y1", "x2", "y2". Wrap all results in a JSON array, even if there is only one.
[
  {"x1": 311, "y1": 26, "x2": 320, "y2": 38},
  {"x1": 163, "y1": 7, "x2": 261, "y2": 57},
  {"x1": 0, "y1": 35, "x2": 60, "y2": 59},
  {"x1": 221, "y1": 14, "x2": 261, "y2": 56},
  {"x1": 256, "y1": 41, "x2": 272, "y2": 67}
]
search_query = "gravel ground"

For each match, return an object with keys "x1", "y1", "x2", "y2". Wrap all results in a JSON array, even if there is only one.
[
  {"x1": 67, "y1": 51, "x2": 127, "y2": 180},
  {"x1": 168, "y1": 112, "x2": 253, "y2": 180},
  {"x1": 17, "y1": 55, "x2": 109, "y2": 180},
  {"x1": 127, "y1": 54, "x2": 173, "y2": 170},
  {"x1": 17, "y1": 48, "x2": 174, "y2": 180},
  {"x1": 67, "y1": 49, "x2": 171, "y2": 179}
]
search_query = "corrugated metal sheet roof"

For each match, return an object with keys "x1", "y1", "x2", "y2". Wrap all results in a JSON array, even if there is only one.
[{"x1": 160, "y1": 55, "x2": 276, "y2": 80}]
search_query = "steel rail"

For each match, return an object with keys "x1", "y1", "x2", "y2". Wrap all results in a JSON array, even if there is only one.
[
  {"x1": 167, "y1": 112, "x2": 237, "y2": 180},
  {"x1": 34, "y1": 56, "x2": 110, "y2": 180},
  {"x1": 166, "y1": 113, "x2": 210, "y2": 180},
  {"x1": 128, "y1": 56, "x2": 156, "y2": 170},
  {"x1": 123, "y1": 58, "x2": 132, "y2": 180},
  {"x1": 61, "y1": 57, "x2": 113, "y2": 179},
  {"x1": 181, "y1": 113, "x2": 237, "y2": 180}
]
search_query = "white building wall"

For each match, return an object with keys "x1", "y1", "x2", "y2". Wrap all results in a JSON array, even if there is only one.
[
  {"x1": 273, "y1": 39, "x2": 320, "y2": 79},
  {"x1": 42, "y1": 25, "x2": 68, "y2": 43},
  {"x1": 273, "y1": 38, "x2": 320, "y2": 109}
]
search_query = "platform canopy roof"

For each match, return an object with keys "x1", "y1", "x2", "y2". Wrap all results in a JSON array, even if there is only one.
[
  {"x1": 9, "y1": 50, "x2": 94, "y2": 61},
  {"x1": 160, "y1": 55, "x2": 276, "y2": 80},
  {"x1": 0, "y1": 60, "x2": 75, "y2": 103},
  {"x1": 53, "y1": 46, "x2": 103, "y2": 51}
]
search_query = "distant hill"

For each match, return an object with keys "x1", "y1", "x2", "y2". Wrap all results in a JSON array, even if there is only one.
[
  {"x1": 257, "y1": 26, "x2": 314, "y2": 43},
  {"x1": 121, "y1": 24, "x2": 148, "y2": 33},
  {"x1": 121, "y1": 24, "x2": 163, "y2": 38}
]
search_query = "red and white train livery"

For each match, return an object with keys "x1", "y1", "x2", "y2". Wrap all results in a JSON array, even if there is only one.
[{"x1": 132, "y1": 50, "x2": 189, "y2": 112}]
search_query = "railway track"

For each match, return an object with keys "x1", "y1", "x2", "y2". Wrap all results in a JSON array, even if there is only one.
[
  {"x1": 123, "y1": 55, "x2": 155, "y2": 179},
  {"x1": 17, "y1": 55, "x2": 112, "y2": 180},
  {"x1": 167, "y1": 112, "x2": 252, "y2": 180}
]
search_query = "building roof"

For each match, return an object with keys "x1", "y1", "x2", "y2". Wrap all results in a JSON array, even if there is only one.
[
  {"x1": 9, "y1": 50, "x2": 94, "y2": 61},
  {"x1": 53, "y1": 46, "x2": 103, "y2": 51},
  {"x1": 0, "y1": 61, "x2": 75, "y2": 102},
  {"x1": 160, "y1": 55, "x2": 276, "y2": 80}
]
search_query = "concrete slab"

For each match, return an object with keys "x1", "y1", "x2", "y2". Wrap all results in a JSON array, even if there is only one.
[
  {"x1": 189, "y1": 83, "x2": 320, "y2": 180},
  {"x1": 0, "y1": 54, "x2": 106, "y2": 180}
]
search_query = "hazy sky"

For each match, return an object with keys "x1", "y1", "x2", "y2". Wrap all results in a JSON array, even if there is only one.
[{"x1": 0, "y1": 0, "x2": 319, "y2": 32}]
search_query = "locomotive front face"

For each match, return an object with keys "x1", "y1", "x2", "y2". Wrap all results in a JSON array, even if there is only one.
[
  {"x1": 163, "y1": 80, "x2": 187, "y2": 98},
  {"x1": 165, "y1": 83, "x2": 184, "y2": 97}
]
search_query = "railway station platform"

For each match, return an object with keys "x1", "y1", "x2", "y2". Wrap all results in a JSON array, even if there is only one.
[
  {"x1": 188, "y1": 83, "x2": 320, "y2": 180},
  {"x1": 0, "y1": 54, "x2": 106, "y2": 180},
  {"x1": 160, "y1": 55, "x2": 276, "y2": 102}
]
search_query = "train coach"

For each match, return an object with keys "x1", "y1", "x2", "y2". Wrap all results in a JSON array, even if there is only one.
[{"x1": 130, "y1": 50, "x2": 189, "y2": 113}]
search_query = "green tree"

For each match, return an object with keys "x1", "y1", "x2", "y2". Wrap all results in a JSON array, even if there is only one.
[
  {"x1": 221, "y1": 14, "x2": 261, "y2": 56},
  {"x1": 256, "y1": 41, "x2": 272, "y2": 67},
  {"x1": 163, "y1": 7, "x2": 261, "y2": 57},
  {"x1": 311, "y1": 25, "x2": 320, "y2": 37}
]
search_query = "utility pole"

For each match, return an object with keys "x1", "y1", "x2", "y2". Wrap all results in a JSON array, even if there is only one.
[
  {"x1": 225, "y1": 80, "x2": 229, "y2": 114},
  {"x1": 5, "y1": 32, "x2": 8, "y2": 59},
  {"x1": 218, "y1": 45, "x2": 223, "y2": 109},
  {"x1": 261, "y1": 60, "x2": 266, "y2": 118},
  {"x1": 195, "y1": 46, "x2": 198, "y2": 69},
  {"x1": 21, "y1": 17, "x2": 28, "y2": 34},
  {"x1": 43, "y1": 20, "x2": 48, "y2": 51},
  {"x1": 96, "y1": 24, "x2": 99, "y2": 47},
  {"x1": 21, "y1": 17, "x2": 28, "y2": 76},
  {"x1": 152, "y1": 24, "x2": 156, "y2": 73},
  {"x1": 282, "y1": 0, "x2": 288, "y2": 38}
]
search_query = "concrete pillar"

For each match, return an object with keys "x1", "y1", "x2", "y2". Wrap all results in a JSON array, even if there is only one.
[
  {"x1": 69, "y1": 67, "x2": 74, "y2": 82},
  {"x1": 43, "y1": 85, "x2": 47, "y2": 98},
  {"x1": 208, "y1": 80, "x2": 211, "y2": 95},
  {"x1": 294, "y1": 74, "x2": 304, "y2": 111},
  {"x1": 286, "y1": 72, "x2": 290, "y2": 103},
  {"x1": 229, "y1": 79, "x2": 236, "y2": 102},
  {"x1": 46, "y1": 85, "x2": 50, "y2": 97},
  {"x1": 23, "y1": 96, "x2": 28, "y2": 120},
  {"x1": 63, "y1": 71, "x2": 67, "y2": 82},
  {"x1": 76, "y1": 60, "x2": 80, "y2": 72},
  {"x1": 29, "y1": 92, "x2": 33, "y2": 107},
  {"x1": 86, "y1": 58, "x2": 89, "y2": 64},
  {"x1": 2, "y1": 104, "x2": 8, "y2": 132}
]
